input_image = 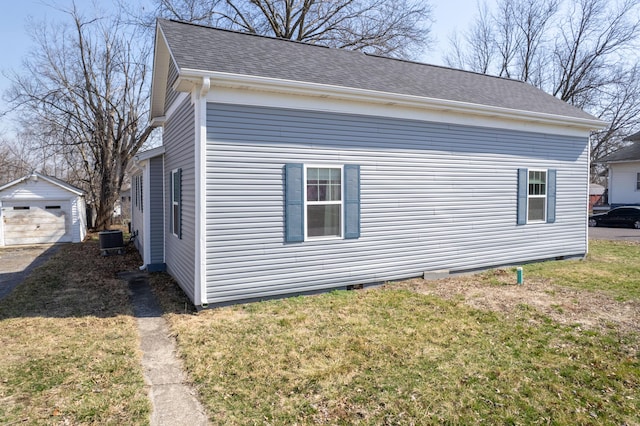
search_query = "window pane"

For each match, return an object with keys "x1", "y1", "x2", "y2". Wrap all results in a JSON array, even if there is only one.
[
  {"x1": 307, "y1": 204, "x2": 341, "y2": 237},
  {"x1": 173, "y1": 173, "x2": 180, "y2": 199},
  {"x1": 308, "y1": 167, "x2": 341, "y2": 201},
  {"x1": 330, "y1": 185, "x2": 341, "y2": 201},
  {"x1": 529, "y1": 198, "x2": 545, "y2": 221},
  {"x1": 331, "y1": 168, "x2": 341, "y2": 182},
  {"x1": 529, "y1": 171, "x2": 547, "y2": 195}
]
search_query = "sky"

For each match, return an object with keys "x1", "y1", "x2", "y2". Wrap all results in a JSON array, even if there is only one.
[{"x1": 0, "y1": 0, "x2": 484, "y2": 137}]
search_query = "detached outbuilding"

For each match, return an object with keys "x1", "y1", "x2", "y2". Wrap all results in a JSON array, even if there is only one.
[
  {"x1": 141, "y1": 19, "x2": 605, "y2": 308},
  {"x1": 0, "y1": 172, "x2": 87, "y2": 246}
]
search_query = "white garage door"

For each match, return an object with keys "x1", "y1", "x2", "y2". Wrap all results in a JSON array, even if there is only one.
[{"x1": 2, "y1": 200, "x2": 72, "y2": 245}]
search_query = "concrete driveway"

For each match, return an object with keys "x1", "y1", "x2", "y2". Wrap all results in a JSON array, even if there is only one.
[
  {"x1": 0, "y1": 244, "x2": 61, "y2": 300},
  {"x1": 589, "y1": 226, "x2": 640, "y2": 242}
]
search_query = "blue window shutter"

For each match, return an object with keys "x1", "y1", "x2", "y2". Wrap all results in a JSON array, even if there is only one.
[
  {"x1": 284, "y1": 163, "x2": 304, "y2": 242},
  {"x1": 177, "y1": 168, "x2": 182, "y2": 239},
  {"x1": 517, "y1": 168, "x2": 528, "y2": 225},
  {"x1": 547, "y1": 169, "x2": 557, "y2": 223},
  {"x1": 344, "y1": 164, "x2": 361, "y2": 239}
]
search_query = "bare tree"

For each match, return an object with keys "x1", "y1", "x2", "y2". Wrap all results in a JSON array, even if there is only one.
[
  {"x1": 6, "y1": 4, "x2": 154, "y2": 229},
  {"x1": 0, "y1": 136, "x2": 38, "y2": 185},
  {"x1": 445, "y1": 0, "x2": 640, "y2": 177},
  {"x1": 152, "y1": 0, "x2": 433, "y2": 58}
]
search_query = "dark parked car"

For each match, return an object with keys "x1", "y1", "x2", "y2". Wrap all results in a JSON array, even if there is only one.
[{"x1": 589, "y1": 206, "x2": 640, "y2": 229}]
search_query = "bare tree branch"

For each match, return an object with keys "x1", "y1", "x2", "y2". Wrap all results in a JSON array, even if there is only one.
[{"x1": 6, "y1": 3, "x2": 155, "y2": 229}]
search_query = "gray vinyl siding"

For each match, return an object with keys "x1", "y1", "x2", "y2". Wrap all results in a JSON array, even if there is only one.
[
  {"x1": 165, "y1": 60, "x2": 179, "y2": 111},
  {"x1": 164, "y1": 96, "x2": 196, "y2": 301},
  {"x1": 131, "y1": 171, "x2": 144, "y2": 257},
  {"x1": 205, "y1": 103, "x2": 588, "y2": 304},
  {"x1": 149, "y1": 156, "x2": 165, "y2": 264}
]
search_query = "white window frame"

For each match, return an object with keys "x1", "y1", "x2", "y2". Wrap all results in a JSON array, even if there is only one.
[
  {"x1": 527, "y1": 169, "x2": 547, "y2": 223},
  {"x1": 303, "y1": 164, "x2": 344, "y2": 241},
  {"x1": 170, "y1": 168, "x2": 180, "y2": 238}
]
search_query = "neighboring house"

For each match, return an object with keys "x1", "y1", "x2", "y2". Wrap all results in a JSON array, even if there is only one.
[
  {"x1": 0, "y1": 172, "x2": 87, "y2": 246},
  {"x1": 140, "y1": 19, "x2": 604, "y2": 308},
  {"x1": 598, "y1": 131, "x2": 640, "y2": 208}
]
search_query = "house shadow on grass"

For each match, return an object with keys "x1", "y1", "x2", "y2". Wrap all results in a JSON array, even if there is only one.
[
  {"x1": 0, "y1": 239, "x2": 188, "y2": 320},
  {"x1": 0, "y1": 244, "x2": 63, "y2": 301}
]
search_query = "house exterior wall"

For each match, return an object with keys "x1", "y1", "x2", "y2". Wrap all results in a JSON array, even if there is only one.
[
  {"x1": 149, "y1": 155, "x2": 165, "y2": 265},
  {"x1": 164, "y1": 95, "x2": 197, "y2": 301},
  {"x1": 204, "y1": 103, "x2": 589, "y2": 305},
  {"x1": 608, "y1": 161, "x2": 640, "y2": 206},
  {"x1": 165, "y1": 60, "x2": 179, "y2": 111}
]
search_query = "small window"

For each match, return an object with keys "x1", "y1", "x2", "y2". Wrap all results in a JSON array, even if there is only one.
[
  {"x1": 305, "y1": 167, "x2": 342, "y2": 238},
  {"x1": 45, "y1": 205, "x2": 61, "y2": 210},
  {"x1": 170, "y1": 169, "x2": 182, "y2": 238},
  {"x1": 13, "y1": 206, "x2": 30, "y2": 210},
  {"x1": 528, "y1": 170, "x2": 547, "y2": 222},
  {"x1": 636, "y1": 173, "x2": 640, "y2": 190}
]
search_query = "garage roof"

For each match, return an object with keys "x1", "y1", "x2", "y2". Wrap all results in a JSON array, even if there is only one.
[{"x1": 0, "y1": 172, "x2": 84, "y2": 196}]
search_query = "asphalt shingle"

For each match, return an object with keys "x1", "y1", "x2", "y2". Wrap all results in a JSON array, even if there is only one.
[{"x1": 159, "y1": 19, "x2": 596, "y2": 121}]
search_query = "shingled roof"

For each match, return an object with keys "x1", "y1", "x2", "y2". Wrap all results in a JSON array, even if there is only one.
[
  {"x1": 598, "y1": 142, "x2": 640, "y2": 163},
  {"x1": 624, "y1": 130, "x2": 640, "y2": 142},
  {"x1": 155, "y1": 19, "x2": 599, "y2": 123}
]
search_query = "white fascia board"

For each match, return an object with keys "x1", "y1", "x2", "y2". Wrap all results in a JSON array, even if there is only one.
[
  {"x1": 177, "y1": 69, "x2": 607, "y2": 135},
  {"x1": 135, "y1": 145, "x2": 166, "y2": 162}
]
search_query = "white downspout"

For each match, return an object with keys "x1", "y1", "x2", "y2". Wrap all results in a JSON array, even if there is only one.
[
  {"x1": 143, "y1": 160, "x2": 152, "y2": 267},
  {"x1": 194, "y1": 77, "x2": 210, "y2": 307}
]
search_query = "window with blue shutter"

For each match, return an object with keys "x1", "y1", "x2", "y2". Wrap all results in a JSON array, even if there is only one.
[
  {"x1": 284, "y1": 163, "x2": 361, "y2": 241},
  {"x1": 517, "y1": 168, "x2": 556, "y2": 224}
]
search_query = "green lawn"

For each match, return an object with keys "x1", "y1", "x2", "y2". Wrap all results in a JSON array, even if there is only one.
[
  {"x1": 525, "y1": 240, "x2": 640, "y2": 300},
  {"x1": 2, "y1": 238, "x2": 638, "y2": 425},
  {"x1": 0, "y1": 240, "x2": 150, "y2": 425},
  {"x1": 151, "y1": 239, "x2": 640, "y2": 425}
]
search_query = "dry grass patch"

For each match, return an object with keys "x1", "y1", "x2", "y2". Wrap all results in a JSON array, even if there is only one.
[
  {"x1": 0, "y1": 237, "x2": 150, "y2": 425},
  {"x1": 149, "y1": 240, "x2": 640, "y2": 425},
  {"x1": 398, "y1": 240, "x2": 640, "y2": 334}
]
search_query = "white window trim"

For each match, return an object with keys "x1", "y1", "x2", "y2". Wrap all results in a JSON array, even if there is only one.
[
  {"x1": 170, "y1": 168, "x2": 180, "y2": 238},
  {"x1": 527, "y1": 168, "x2": 547, "y2": 223},
  {"x1": 303, "y1": 164, "x2": 345, "y2": 241}
]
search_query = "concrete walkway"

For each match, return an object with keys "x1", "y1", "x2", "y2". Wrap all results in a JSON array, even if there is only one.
[{"x1": 120, "y1": 271, "x2": 209, "y2": 426}]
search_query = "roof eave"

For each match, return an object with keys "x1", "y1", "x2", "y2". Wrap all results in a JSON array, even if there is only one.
[
  {"x1": 176, "y1": 69, "x2": 607, "y2": 132},
  {"x1": 0, "y1": 172, "x2": 84, "y2": 196},
  {"x1": 150, "y1": 22, "x2": 172, "y2": 122}
]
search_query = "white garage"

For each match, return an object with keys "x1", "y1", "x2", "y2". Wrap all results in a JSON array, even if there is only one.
[{"x1": 0, "y1": 173, "x2": 87, "y2": 246}]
